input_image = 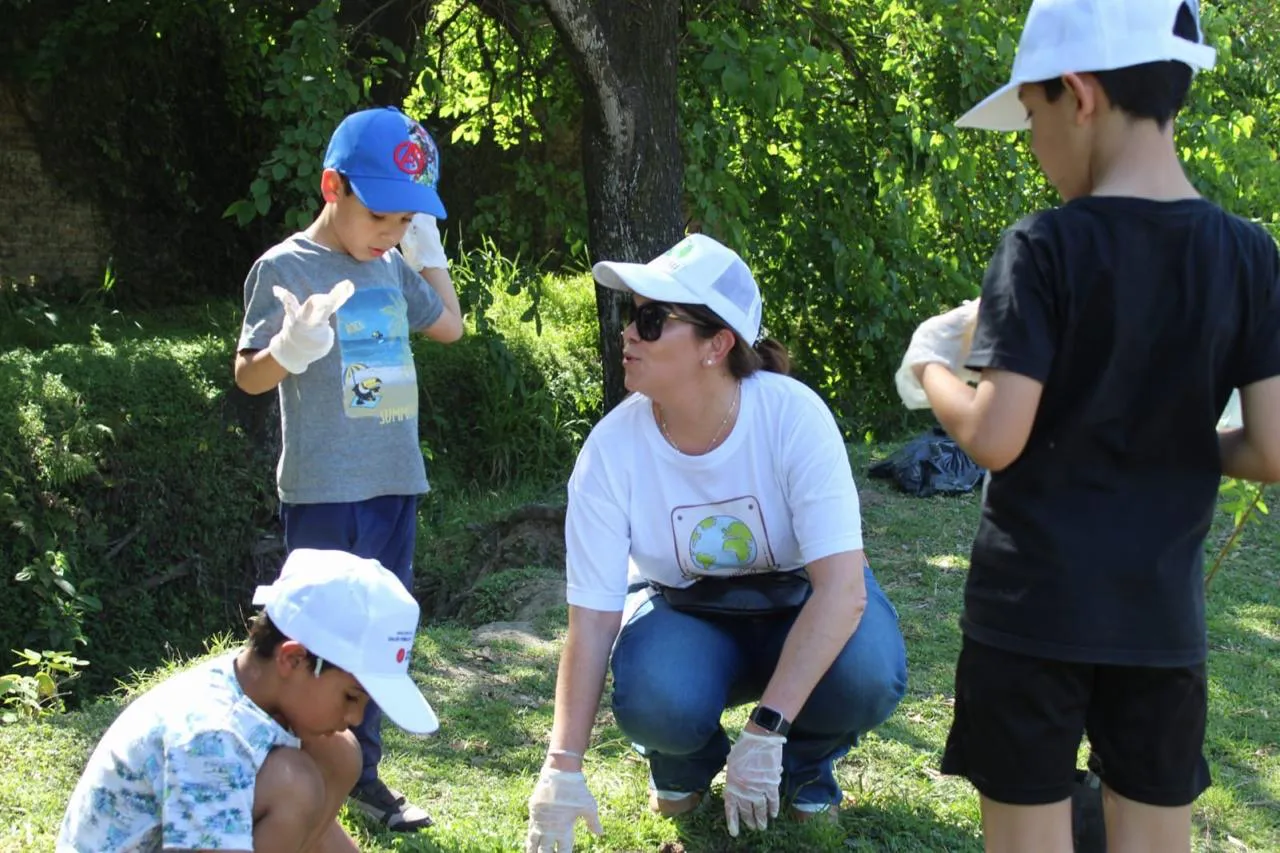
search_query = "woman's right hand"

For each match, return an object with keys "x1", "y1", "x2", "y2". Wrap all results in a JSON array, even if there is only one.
[{"x1": 525, "y1": 768, "x2": 603, "y2": 852}]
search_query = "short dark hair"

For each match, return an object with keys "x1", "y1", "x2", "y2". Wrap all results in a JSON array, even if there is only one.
[
  {"x1": 338, "y1": 173, "x2": 354, "y2": 196},
  {"x1": 247, "y1": 611, "x2": 322, "y2": 667},
  {"x1": 676, "y1": 303, "x2": 792, "y2": 379},
  {"x1": 1039, "y1": 2, "x2": 1199, "y2": 129}
]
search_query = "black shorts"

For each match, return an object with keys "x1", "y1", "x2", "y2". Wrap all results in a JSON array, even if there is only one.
[{"x1": 940, "y1": 636, "x2": 1211, "y2": 807}]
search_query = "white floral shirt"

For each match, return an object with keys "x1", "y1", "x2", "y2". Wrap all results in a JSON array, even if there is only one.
[{"x1": 57, "y1": 652, "x2": 299, "y2": 852}]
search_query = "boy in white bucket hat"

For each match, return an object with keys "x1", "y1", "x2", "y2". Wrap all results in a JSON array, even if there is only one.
[
  {"x1": 901, "y1": 1, "x2": 1280, "y2": 851},
  {"x1": 57, "y1": 549, "x2": 438, "y2": 852}
]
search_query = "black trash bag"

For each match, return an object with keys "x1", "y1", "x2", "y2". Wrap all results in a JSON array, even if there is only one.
[{"x1": 868, "y1": 427, "x2": 985, "y2": 497}]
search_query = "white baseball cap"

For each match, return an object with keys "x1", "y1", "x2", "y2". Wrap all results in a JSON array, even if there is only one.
[
  {"x1": 252, "y1": 549, "x2": 438, "y2": 734},
  {"x1": 957, "y1": 0, "x2": 1217, "y2": 132},
  {"x1": 593, "y1": 234, "x2": 763, "y2": 345}
]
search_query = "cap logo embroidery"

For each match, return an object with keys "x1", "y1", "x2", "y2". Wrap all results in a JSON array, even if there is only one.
[
  {"x1": 393, "y1": 141, "x2": 426, "y2": 177},
  {"x1": 655, "y1": 240, "x2": 698, "y2": 274},
  {"x1": 396, "y1": 647, "x2": 407, "y2": 663},
  {"x1": 407, "y1": 124, "x2": 440, "y2": 189}
]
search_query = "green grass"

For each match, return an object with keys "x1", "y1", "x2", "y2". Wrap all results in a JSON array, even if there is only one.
[{"x1": 2, "y1": 447, "x2": 1277, "y2": 852}]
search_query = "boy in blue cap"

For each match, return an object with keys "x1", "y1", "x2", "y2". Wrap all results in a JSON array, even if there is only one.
[
  {"x1": 235, "y1": 107, "x2": 462, "y2": 831},
  {"x1": 901, "y1": 1, "x2": 1280, "y2": 851}
]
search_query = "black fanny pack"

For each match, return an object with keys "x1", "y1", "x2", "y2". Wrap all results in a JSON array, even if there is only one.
[{"x1": 656, "y1": 570, "x2": 812, "y2": 616}]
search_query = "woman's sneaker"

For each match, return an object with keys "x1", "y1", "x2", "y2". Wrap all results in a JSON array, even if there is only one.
[
  {"x1": 790, "y1": 802, "x2": 840, "y2": 824},
  {"x1": 347, "y1": 779, "x2": 434, "y2": 832},
  {"x1": 648, "y1": 788, "x2": 704, "y2": 817}
]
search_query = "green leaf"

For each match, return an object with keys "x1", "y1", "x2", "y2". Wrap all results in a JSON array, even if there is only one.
[{"x1": 722, "y1": 66, "x2": 749, "y2": 98}]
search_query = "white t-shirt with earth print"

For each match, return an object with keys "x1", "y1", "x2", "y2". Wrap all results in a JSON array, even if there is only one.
[
  {"x1": 57, "y1": 652, "x2": 299, "y2": 852},
  {"x1": 565, "y1": 370, "x2": 863, "y2": 613}
]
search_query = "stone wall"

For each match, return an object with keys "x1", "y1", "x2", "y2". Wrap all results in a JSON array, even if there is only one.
[{"x1": 0, "y1": 83, "x2": 110, "y2": 289}]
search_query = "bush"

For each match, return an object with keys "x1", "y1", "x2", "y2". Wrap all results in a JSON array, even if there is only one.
[
  {"x1": 0, "y1": 310, "x2": 273, "y2": 696},
  {"x1": 419, "y1": 249, "x2": 600, "y2": 490},
  {"x1": 0, "y1": 263, "x2": 601, "y2": 698}
]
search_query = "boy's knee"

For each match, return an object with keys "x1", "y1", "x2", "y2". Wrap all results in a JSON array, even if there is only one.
[
  {"x1": 255, "y1": 747, "x2": 327, "y2": 828},
  {"x1": 310, "y1": 730, "x2": 362, "y2": 794}
]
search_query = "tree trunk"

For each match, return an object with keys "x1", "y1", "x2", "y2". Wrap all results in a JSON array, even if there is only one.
[
  {"x1": 337, "y1": 0, "x2": 429, "y2": 106},
  {"x1": 541, "y1": 0, "x2": 685, "y2": 411}
]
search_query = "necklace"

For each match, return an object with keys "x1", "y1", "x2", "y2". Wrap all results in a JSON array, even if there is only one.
[{"x1": 657, "y1": 382, "x2": 741, "y2": 455}]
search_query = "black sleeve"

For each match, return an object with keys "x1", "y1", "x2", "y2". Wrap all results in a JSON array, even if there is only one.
[
  {"x1": 965, "y1": 225, "x2": 1058, "y2": 383},
  {"x1": 1232, "y1": 238, "x2": 1280, "y2": 389}
]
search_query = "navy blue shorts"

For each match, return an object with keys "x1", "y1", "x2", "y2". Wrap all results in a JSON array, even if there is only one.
[{"x1": 279, "y1": 494, "x2": 418, "y2": 587}]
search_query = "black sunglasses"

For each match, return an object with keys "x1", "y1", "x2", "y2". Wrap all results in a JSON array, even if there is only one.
[{"x1": 627, "y1": 301, "x2": 711, "y2": 342}]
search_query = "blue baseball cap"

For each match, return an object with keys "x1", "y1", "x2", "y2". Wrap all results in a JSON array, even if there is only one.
[{"x1": 323, "y1": 107, "x2": 447, "y2": 219}]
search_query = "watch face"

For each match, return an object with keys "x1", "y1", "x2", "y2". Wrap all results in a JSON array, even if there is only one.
[{"x1": 752, "y1": 705, "x2": 784, "y2": 731}]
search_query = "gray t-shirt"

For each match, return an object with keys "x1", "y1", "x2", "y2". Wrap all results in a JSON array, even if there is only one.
[{"x1": 238, "y1": 234, "x2": 444, "y2": 504}]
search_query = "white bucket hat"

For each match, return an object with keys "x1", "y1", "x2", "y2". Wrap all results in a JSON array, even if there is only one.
[
  {"x1": 957, "y1": 0, "x2": 1216, "y2": 132},
  {"x1": 253, "y1": 549, "x2": 438, "y2": 734},
  {"x1": 593, "y1": 234, "x2": 763, "y2": 345}
]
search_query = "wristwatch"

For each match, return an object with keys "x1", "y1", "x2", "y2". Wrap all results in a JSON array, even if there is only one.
[{"x1": 748, "y1": 704, "x2": 792, "y2": 737}]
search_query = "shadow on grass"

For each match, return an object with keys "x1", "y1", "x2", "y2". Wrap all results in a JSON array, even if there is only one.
[
  {"x1": 652, "y1": 794, "x2": 982, "y2": 853},
  {"x1": 8, "y1": 463, "x2": 1277, "y2": 852},
  {"x1": 361, "y1": 616, "x2": 986, "y2": 853},
  {"x1": 1196, "y1": 561, "x2": 1280, "y2": 846},
  {"x1": 869, "y1": 717, "x2": 953, "y2": 759}
]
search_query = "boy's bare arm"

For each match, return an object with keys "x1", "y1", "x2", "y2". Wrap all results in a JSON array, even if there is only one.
[
  {"x1": 400, "y1": 214, "x2": 463, "y2": 343},
  {"x1": 1219, "y1": 375, "x2": 1280, "y2": 482},
  {"x1": 234, "y1": 349, "x2": 289, "y2": 395},
  {"x1": 918, "y1": 364, "x2": 1043, "y2": 472},
  {"x1": 416, "y1": 266, "x2": 463, "y2": 343}
]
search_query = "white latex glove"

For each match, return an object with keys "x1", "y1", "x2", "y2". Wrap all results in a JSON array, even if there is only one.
[
  {"x1": 723, "y1": 730, "x2": 785, "y2": 837},
  {"x1": 525, "y1": 769, "x2": 603, "y2": 853},
  {"x1": 895, "y1": 298, "x2": 982, "y2": 409},
  {"x1": 267, "y1": 279, "x2": 355, "y2": 374},
  {"x1": 400, "y1": 213, "x2": 448, "y2": 271}
]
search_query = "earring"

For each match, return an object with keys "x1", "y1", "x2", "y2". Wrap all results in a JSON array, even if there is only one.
[{"x1": 705, "y1": 359, "x2": 713, "y2": 366}]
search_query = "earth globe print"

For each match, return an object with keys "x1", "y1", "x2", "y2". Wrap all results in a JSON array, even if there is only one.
[{"x1": 689, "y1": 515, "x2": 757, "y2": 570}]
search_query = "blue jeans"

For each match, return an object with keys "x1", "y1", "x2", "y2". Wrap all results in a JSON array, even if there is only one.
[
  {"x1": 280, "y1": 494, "x2": 418, "y2": 788},
  {"x1": 610, "y1": 564, "x2": 907, "y2": 807}
]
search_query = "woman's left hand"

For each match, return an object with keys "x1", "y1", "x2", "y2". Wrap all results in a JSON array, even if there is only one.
[{"x1": 723, "y1": 730, "x2": 785, "y2": 836}]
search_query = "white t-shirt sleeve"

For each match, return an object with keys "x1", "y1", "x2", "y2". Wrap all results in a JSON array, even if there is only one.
[
  {"x1": 564, "y1": 433, "x2": 632, "y2": 612},
  {"x1": 160, "y1": 729, "x2": 258, "y2": 850},
  {"x1": 781, "y1": 391, "x2": 864, "y2": 564}
]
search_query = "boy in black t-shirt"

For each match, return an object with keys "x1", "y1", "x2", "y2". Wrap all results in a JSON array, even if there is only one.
[{"x1": 903, "y1": 1, "x2": 1280, "y2": 851}]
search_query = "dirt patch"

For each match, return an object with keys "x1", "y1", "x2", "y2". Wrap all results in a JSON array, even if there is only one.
[
  {"x1": 419, "y1": 502, "x2": 567, "y2": 621},
  {"x1": 511, "y1": 576, "x2": 567, "y2": 623},
  {"x1": 472, "y1": 621, "x2": 554, "y2": 652}
]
